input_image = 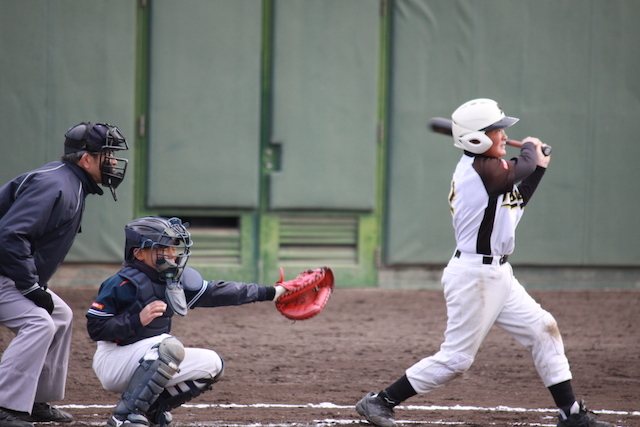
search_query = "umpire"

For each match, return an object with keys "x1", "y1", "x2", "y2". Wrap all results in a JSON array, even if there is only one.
[{"x1": 0, "y1": 122, "x2": 128, "y2": 427}]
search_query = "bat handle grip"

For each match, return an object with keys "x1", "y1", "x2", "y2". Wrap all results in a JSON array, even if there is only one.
[{"x1": 507, "y1": 139, "x2": 552, "y2": 156}]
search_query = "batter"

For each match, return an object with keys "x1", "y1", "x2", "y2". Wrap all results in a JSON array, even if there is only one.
[{"x1": 355, "y1": 99, "x2": 612, "y2": 427}]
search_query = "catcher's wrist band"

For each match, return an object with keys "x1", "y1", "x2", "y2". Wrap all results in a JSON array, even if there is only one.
[{"x1": 265, "y1": 286, "x2": 277, "y2": 301}]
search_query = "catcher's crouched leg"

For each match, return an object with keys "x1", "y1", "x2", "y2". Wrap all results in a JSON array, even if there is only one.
[
  {"x1": 146, "y1": 357, "x2": 225, "y2": 427},
  {"x1": 108, "y1": 337, "x2": 185, "y2": 427}
]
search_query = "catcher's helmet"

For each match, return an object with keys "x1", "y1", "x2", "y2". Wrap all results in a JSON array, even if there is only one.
[
  {"x1": 64, "y1": 122, "x2": 129, "y2": 200},
  {"x1": 451, "y1": 98, "x2": 519, "y2": 154},
  {"x1": 124, "y1": 216, "x2": 193, "y2": 283}
]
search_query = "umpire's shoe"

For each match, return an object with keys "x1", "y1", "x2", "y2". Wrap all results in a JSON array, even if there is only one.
[
  {"x1": 18, "y1": 403, "x2": 73, "y2": 423},
  {"x1": 356, "y1": 392, "x2": 397, "y2": 427},
  {"x1": 557, "y1": 400, "x2": 614, "y2": 427},
  {"x1": 0, "y1": 408, "x2": 33, "y2": 427}
]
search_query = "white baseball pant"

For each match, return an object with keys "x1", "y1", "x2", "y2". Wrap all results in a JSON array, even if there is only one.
[
  {"x1": 406, "y1": 256, "x2": 572, "y2": 394},
  {"x1": 93, "y1": 333, "x2": 224, "y2": 394}
]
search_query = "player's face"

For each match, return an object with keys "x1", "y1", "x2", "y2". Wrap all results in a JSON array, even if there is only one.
[
  {"x1": 80, "y1": 153, "x2": 104, "y2": 183},
  {"x1": 154, "y1": 246, "x2": 178, "y2": 265},
  {"x1": 483, "y1": 128, "x2": 508, "y2": 158},
  {"x1": 134, "y1": 246, "x2": 178, "y2": 268},
  {"x1": 100, "y1": 151, "x2": 118, "y2": 173}
]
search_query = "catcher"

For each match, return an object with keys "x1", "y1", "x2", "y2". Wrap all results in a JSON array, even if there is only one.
[{"x1": 85, "y1": 216, "x2": 333, "y2": 427}]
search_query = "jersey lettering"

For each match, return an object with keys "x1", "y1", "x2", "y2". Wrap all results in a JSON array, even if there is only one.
[{"x1": 501, "y1": 189, "x2": 525, "y2": 209}]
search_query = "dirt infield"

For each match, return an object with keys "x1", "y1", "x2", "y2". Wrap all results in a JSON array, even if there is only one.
[{"x1": 1, "y1": 286, "x2": 638, "y2": 426}]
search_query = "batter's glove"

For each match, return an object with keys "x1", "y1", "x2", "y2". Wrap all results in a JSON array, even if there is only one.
[{"x1": 275, "y1": 267, "x2": 335, "y2": 321}]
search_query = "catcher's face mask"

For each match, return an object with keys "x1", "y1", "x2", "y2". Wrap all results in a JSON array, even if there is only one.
[
  {"x1": 152, "y1": 244, "x2": 190, "y2": 317},
  {"x1": 152, "y1": 221, "x2": 191, "y2": 317},
  {"x1": 125, "y1": 217, "x2": 193, "y2": 317}
]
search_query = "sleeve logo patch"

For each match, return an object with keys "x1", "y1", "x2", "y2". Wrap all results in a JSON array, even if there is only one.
[{"x1": 91, "y1": 302, "x2": 104, "y2": 310}]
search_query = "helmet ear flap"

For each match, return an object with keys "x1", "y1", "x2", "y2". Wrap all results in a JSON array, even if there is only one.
[{"x1": 458, "y1": 131, "x2": 493, "y2": 154}]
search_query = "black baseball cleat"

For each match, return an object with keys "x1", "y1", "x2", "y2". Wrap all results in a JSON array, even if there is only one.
[
  {"x1": 16, "y1": 403, "x2": 73, "y2": 423},
  {"x1": 0, "y1": 408, "x2": 33, "y2": 427},
  {"x1": 557, "y1": 400, "x2": 614, "y2": 427},
  {"x1": 356, "y1": 392, "x2": 397, "y2": 427}
]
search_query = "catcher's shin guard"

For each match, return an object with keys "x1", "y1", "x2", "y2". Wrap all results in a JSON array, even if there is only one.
[
  {"x1": 113, "y1": 337, "x2": 185, "y2": 422},
  {"x1": 147, "y1": 358, "x2": 225, "y2": 427}
]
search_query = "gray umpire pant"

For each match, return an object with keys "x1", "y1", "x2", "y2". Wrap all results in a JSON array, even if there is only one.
[{"x1": 0, "y1": 275, "x2": 73, "y2": 413}]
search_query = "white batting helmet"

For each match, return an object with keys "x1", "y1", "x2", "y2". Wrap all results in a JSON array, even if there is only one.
[{"x1": 451, "y1": 98, "x2": 519, "y2": 154}]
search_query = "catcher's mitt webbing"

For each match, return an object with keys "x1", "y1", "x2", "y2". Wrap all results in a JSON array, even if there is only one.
[{"x1": 275, "y1": 266, "x2": 334, "y2": 321}]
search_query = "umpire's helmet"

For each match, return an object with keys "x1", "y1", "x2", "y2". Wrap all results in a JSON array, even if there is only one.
[
  {"x1": 124, "y1": 216, "x2": 193, "y2": 282},
  {"x1": 451, "y1": 98, "x2": 519, "y2": 154},
  {"x1": 64, "y1": 122, "x2": 129, "y2": 200}
]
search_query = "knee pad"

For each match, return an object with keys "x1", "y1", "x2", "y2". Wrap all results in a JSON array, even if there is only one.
[{"x1": 158, "y1": 336, "x2": 185, "y2": 369}]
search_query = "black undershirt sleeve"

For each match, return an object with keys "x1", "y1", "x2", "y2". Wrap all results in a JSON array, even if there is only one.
[
  {"x1": 512, "y1": 142, "x2": 538, "y2": 183},
  {"x1": 518, "y1": 166, "x2": 546, "y2": 206}
]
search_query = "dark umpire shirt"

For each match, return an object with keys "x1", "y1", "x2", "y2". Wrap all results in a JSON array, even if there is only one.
[{"x1": 0, "y1": 161, "x2": 103, "y2": 291}]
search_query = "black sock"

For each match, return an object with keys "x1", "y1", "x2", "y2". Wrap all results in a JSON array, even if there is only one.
[
  {"x1": 380, "y1": 374, "x2": 417, "y2": 407},
  {"x1": 548, "y1": 380, "x2": 576, "y2": 418}
]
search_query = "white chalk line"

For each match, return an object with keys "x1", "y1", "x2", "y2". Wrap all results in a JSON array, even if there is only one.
[
  {"x1": 61, "y1": 402, "x2": 638, "y2": 427},
  {"x1": 60, "y1": 402, "x2": 639, "y2": 417}
]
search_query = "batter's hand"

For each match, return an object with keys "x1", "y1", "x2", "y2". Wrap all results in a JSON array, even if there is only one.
[
  {"x1": 140, "y1": 300, "x2": 167, "y2": 326},
  {"x1": 522, "y1": 137, "x2": 551, "y2": 168}
]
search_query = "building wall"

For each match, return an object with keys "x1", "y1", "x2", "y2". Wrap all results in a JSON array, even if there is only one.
[{"x1": 1, "y1": 0, "x2": 638, "y2": 288}]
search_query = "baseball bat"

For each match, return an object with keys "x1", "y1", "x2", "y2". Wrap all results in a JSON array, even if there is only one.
[{"x1": 427, "y1": 117, "x2": 552, "y2": 156}]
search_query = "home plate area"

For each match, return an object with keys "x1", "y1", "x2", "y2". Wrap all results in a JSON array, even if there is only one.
[{"x1": 7, "y1": 287, "x2": 636, "y2": 427}]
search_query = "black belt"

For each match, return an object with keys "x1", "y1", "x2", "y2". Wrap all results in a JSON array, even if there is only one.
[{"x1": 454, "y1": 249, "x2": 509, "y2": 265}]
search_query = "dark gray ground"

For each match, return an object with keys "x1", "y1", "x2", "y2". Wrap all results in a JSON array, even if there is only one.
[{"x1": 1, "y1": 287, "x2": 638, "y2": 426}]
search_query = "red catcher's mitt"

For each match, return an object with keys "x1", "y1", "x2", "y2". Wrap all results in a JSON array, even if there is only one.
[{"x1": 275, "y1": 266, "x2": 335, "y2": 320}]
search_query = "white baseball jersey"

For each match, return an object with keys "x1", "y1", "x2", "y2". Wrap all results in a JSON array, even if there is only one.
[{"x1": 449, "y1": 154, "x2": 526, "y2": 256}]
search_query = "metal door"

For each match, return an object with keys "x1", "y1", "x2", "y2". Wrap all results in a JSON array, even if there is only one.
[{"x1": 141, "y1": 0, "x2": 384, "y2": 286}]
